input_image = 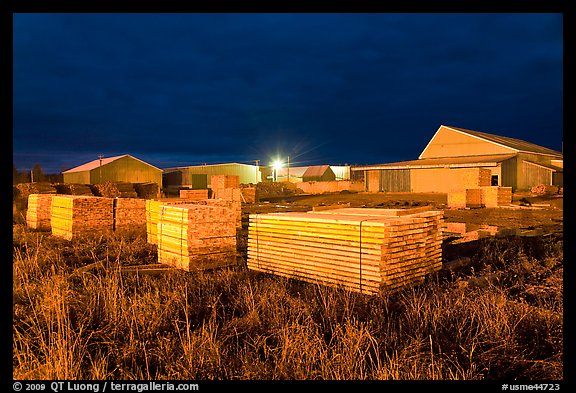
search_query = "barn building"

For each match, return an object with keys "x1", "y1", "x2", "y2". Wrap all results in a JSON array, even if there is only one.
[
  {"x1": 352, "y1": 125, "x2": 563, "y2": 192},
  {"x1": 62, "y1": 154, "x2": 163, "y2": 186},
  {"x1": 162, "y1": 163, "x2": 262, "y2": 189}
]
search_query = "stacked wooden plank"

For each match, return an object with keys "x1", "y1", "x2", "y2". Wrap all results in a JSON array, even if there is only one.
[
  {"x1": 247, "y1": 207, "x2": 444, "y2": 295},
  {"x1": 179, "y1": 189, "x2": 209, "y2": 200},
  {"x1": 134, "y1": 182, "x2": 160, "y2": 199},
  {"x1": 481, "y1": 186, "x2": 512, "y2": 207},
  {"x1": 51, "y1": 195, "x2": 114, "y2": 240},
  {"x1": 16, "y1": 182, "x2": 57, "y2": 199},
  {"x1": 478, "y1": 168, "x2": 492, "y2": 187},
  {"x1": 145, "y1": 199, "x2": 194, "y2": 244},
  {"x1": 26, "y1": 194, "x2": 54, "y2": 230},
  {"x1": 55, "y1": 183, "x2": 94, "y2": 196},
  {"x1": 530, "y1": 184, "x2": 559, "y2": 195},
  {"x1": 240, "y1": 187, "x2": 259, "y2": 203},
  {"x1": 193, "y1": 199, "x2": 242, "y2": 229},
  {"x1": 211, "y1": 175, "x2": 240, "y2": 190},
  {"x1": 156, "y1": 204, "x2": 237, "y2": 271},
  {"x1": 212, "y1": 188, "x2": 243, "y2": 202},
  {"x1": 465, "y1": 189, "x2": 483, "y2": 208},
  {"x1": 447, "y1": 190, "x2": 467, "y2": 209},
  {"x1": 92, "y1": 181, "x2": 138, "y2": 198},
  {"x1": 114, "y1": 198, "x2": 146, "y2": 232}
]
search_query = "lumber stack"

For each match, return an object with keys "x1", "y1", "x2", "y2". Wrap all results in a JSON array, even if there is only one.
[
  {"x1": 146, "y1": 199, "x2": 194, "y2": 244},
  {"x1": 191, "y1": 199, "x2": 242, "y2": 229},
  {"x1": 156, "y1": 204, "x2": 237, "y2": 271},
  {"x1": 212, "y1": 187, "x2": 243, "y2": 202},
  {"x1": 211, "y1": 175, "x2": 240, "y2": 190},
  {"x1": 247, "y1": 207, "x2": 444, "y2": 295},
  {"x1": 91, "y1": 181, "x2": 138, "y2": 198},
  {"x1": 481, "y1": 186, "x2": 512, "y2": 207},
  {"x1": 448, "y1": 187, "x2": 512, "y2": 208},
  {"x1": 16, "y1": 182, "x2": 57, "y2": 199},
  {"x1": 478, "y1": 168, "x2": 492, "y2": 187},
  {"x1": 51, "y1": 195, "x2": 114, "y2": 240},
  {"x1": 134, "y1": 182, "x2": 160, "y2": 199},
  {"x1": 179, "y1": 189, "x2": 209, "y2": 200},
  {"x1": 240, "y1": 187, "x2": 259, "y2": 203},
  {"x1": 530, "y1": 184, "x2": 559, "y2": 195},
  {"x1": 55, "y1": 183, "x2": 94, "y2": 196},
  {"x1": 114, "y1": 198, "x2": 146, "y2": 232},
  {"x1": 26, "y1": 194, "x2": 54, "y2": 230}
]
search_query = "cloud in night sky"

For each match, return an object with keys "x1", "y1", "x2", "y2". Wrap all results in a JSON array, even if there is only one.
[{"x1": 12, "y1": 13, "x2": 563, "y2": 173}]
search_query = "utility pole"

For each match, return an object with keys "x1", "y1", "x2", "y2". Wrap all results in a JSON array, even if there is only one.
[
  {"x1": 98, "y1": 154, "x2": 104, "y2": 184},
  {"x1": 254, "y1": 159, "x2": 260, "y2": 184},
  {"x1": 287, "y1": 156, "x2": 290, "y2": 183}
]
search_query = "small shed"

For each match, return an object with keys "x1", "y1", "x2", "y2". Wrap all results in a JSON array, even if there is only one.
[{"x1": 302, "y1": 165, "x2": 336, "y2": 182}]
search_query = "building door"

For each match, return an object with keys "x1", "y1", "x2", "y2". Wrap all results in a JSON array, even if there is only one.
[{"x1": 491, "y1": 175, "x2": 499, "y2": 186}]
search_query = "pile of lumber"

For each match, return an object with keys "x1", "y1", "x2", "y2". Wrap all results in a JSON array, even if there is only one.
[
  {"x1": 247, "y1": 206, "x2": 444, "y2": 295},
  {"x1": 530, "y1": 184, "x2": 560, "y2": 195},
  {"x1": 179, "y1": 189, "x2": 209, "y2": 200},
  {"x1": 15, "y1": 182, "x2": 57, "y2": 199},
  {"x1": 26, "y1": 194, "x2": 54, "y2": 230},
  {"x1": 447, "y1": 187, "x2": 512, "y2": 208},
  {"x1": 55, "y1": 183, "x2": 94, "y2": 196},
  {"x1": 114, "y1": 198, "x2": 146, "y2": 232},
  {"x1": 146, "y1": 199, "x2": 194, "y2": 244},
  {"x1": 134, "y1": 182, "x2": 160, "y2": 199},
  {"x1": 240, "y1": 187, "x2": 259, "y2": 203},
  {"x1": 193, "y1": 199, "x2": 242, "y2": 229},
  {"x1": 156, "y1": 204, "x2": 237, "y2": 271},
  {"x1": 212, "y1": 188, "x2": 243, "y2": 202},
  {"x1": 146, "y1": 198, "x2": 243, "y2": 245},
  {"x1": 51, "y1": 195, "x2": 114, "y2": 240},
  {"x1": 211, "y1": 175, "x2": 240, "y2": 190},
  {"x1": 478, "y1": 168, "x2": 492, "y2": 187},
  {"x1": 91, "y1": 181, "x2": 138, "y2": 198},
  {"x1": 481, "y1": 186, "x2": 512, "y2": 207}
]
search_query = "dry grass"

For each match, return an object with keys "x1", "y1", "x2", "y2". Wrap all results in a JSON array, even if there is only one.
[{"x1": 12, "y1": 223, "x2": 563, "y2": 380}]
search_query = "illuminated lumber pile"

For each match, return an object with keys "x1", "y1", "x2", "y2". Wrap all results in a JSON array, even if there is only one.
[
  {"x1": 247, "y1": 207, "x2": 444, "y2": 295},
  {"x1": 51, "y1": 195, "x2": 114, "y2": 240},
  {"x1": 447, "y1": 188, "x2": 482, "y2": 208},
  {"x1": 146, "y1": 197, "x2": 243, "y2": 245},
  {"x1": 212, "y1": 188, "x2": 242, "y2": 202},
  {"x1": 211, "y1": 175, "x2": 240, "y2": 190},
  {"x1": 478, "y1": 168, "x2": 492, "y2": 187},
  {"x1": 481, "y1": 186, "x2": 512, "y2": 207},
  {"x1": 26, "y1": 194, "x2": 54, "y2": 230},
  {"x1": 145, "y1": 199, "x2": 194, "y2": 244},
  {"x1": 240, "y1": 187, "x2": 259, "y2": 203},
  {"x1": 179, "y1": 189, "x2": 209, "y2": 200},
  {"x1": 92, "y1": 181, "x2": 138, "y2": 198},
  {"x1": 157, "y1": 204, "x2": 237, "y2": 271},
  {"x1": 114, "y1": 198, "x2": 146, "y2": 232}
]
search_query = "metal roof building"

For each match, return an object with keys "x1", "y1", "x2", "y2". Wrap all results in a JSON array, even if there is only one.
[
  {"x1": 352, "y1": 125, "x2": 563, "y2": 192},
  {"x1": 62, "y1": 154, "x2": 162, "y2": 187}
]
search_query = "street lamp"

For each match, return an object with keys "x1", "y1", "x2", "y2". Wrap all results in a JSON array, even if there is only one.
[{"x1": 272, "y1": 160, "x2": 283, "y2": 182}]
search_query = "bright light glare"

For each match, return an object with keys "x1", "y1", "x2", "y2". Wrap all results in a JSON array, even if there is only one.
[{"x1": 272, "y1": 160, "x2": 283, "y2": 170}]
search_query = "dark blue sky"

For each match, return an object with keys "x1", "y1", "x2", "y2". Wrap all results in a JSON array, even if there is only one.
[{"x1": 13, "y1": 13, "x2": 563, "y2": 173}]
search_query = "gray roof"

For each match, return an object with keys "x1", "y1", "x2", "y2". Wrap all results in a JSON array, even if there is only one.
[{"x1": 445, "y1": 125, "x2": 563, "y2": 157}]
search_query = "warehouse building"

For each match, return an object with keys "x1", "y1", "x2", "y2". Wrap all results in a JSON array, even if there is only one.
[
  {"x1": 275, "y1": 165, "x2": 350, "y2": 183},
  {"x1": 62, "y1": 154, "x2": 162, "y2": 186},
  {"x1": 352, "y1": 125, "x2": 563, "y2": 192},
  {"x1": 163, "y1": 162, "x2": 261, "y2": 189}
]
